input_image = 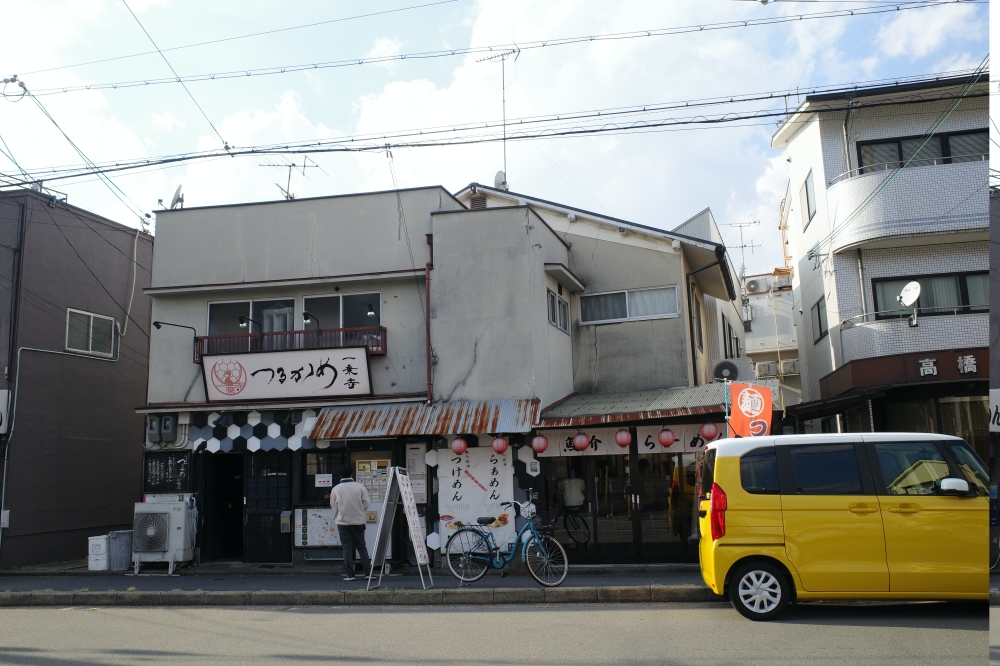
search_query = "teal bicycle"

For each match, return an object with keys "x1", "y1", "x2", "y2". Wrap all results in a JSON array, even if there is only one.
[{"x1": 445, "y1": 498, "x2": 569, "y2": 587}]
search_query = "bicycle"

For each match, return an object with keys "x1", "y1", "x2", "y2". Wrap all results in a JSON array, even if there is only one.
[{"x1": 444, "y1": 499, "x2": 569, "y2": 587}]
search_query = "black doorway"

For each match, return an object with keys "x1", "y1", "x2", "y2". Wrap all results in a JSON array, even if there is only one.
[{"x1": 202, "y1": 453, "x2": 244, "y2": 561}]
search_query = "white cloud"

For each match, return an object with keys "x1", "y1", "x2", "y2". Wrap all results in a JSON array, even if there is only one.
[
  {"x1": 151, "y1": 111, "x2": 185, "y2": 130},
  {"x1": 366, "y1": 37, "x2": 405, "y2": 72},
  {"x1": 125, "y1": 0, "x2": 168, "y2": 11},
  {"x1": 877, "y1": 4, "x2": 980, "y2": 60}
]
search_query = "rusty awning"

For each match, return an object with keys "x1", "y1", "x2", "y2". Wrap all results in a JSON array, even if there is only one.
[
  {"x1": 538, "y1": 382, "x2": 779, "y2": 428},
  {"x1": 308, "y1": 399, "x2": 540, "y2": 439}
]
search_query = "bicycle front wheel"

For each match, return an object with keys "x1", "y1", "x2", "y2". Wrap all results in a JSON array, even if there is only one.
[
  {"x1": 524, "y1": 533, "x2": 568, "y2": 587},
  {"x1": 445, "y1": 528, "x2": 491, "y2": 583}
]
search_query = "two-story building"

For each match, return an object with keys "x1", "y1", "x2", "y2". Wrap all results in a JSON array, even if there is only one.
[
  {"x1": 774, "y1": 75, "x2": 989, "y2": 466},
  {"x1": 140, "y1": 183, "x2": 759, "y2": 567}
]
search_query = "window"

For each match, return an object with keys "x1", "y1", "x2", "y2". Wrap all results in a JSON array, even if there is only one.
[
  {"x1": 694, "y1": 297, "x2": 704, "y2": 351},
  {"x1": 546, "y1": 289, "x2": 570, "y2": 333},
  {"x1": 302, "y1": 295, "x2": 340, "y2": 330},
  {"x1": 799, "y1": 170, "x2": 816, "y2": 229},
  {"x1": 740, "y1": 448, "x2": 779, "y2": 494},
  {"x1": 810, "y1": 297, "x2": 828, "y2": 343},
  {"x1": 252, "y1": 299, "x2": 294, "y2": 333},
  {"x1": 788, "y1": 444, "x2": 862, "y2": 495},
  {"x1": 343, "y1": 293, "x2": 379, "y2": 328},
  {"x1": 66, "y1": 309, "x2": 115, "y2": 356},
  {"x1": 208, "y1": 301, "x2": 250, "y2": 335},
  {"x1": 945, "y1": 441, "x2": 989, "y2": 496},
  {"x1": 857, "y1": 129, "x2": 988, "y2": 174},
  {"x1": 873, "y1": 442, "x2": 950, "y2": 496},
  {"x1": 303, "y1": 449, "x2": 347, "y2": 502},
  {"x1": 699, "y1": 448, "x2": 716, "y2": 497},
  {"x1": 872, "y1": 272, "x2": 988, "y2": 318},
  {"x1": 579, "y1": 286, "x2": 678, "y2": 324}
]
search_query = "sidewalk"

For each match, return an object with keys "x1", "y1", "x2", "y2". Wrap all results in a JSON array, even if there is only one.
[{"x1": 0, "y1": 561, "x2": 721, "y2": 607}]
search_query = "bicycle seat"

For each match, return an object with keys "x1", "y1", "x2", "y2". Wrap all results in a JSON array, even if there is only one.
[{"x1": 476, "y1": 517, "x2": 496, "y2": 525}]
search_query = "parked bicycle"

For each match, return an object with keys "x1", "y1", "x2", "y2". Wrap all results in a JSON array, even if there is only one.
[{"x1": 444, "y1": 498, "x2": 569, "y2": 587}]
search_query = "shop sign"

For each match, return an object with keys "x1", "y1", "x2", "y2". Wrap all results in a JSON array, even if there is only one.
[
  {"x1": 294, "y1": 508, "x2": 342, "y2": 547},
  {"x1": 536, "y1": 425, "x2": 724, "y2": 457},
  {"x1": 314, "y1": 474, "x2": 333, "y2": 488},
  {"x1": 990, "y1": 389, "x2": 1000, "y2": 434},
  {"x1": 438, "y1": 447, "x2": 514, "y2": 551},
  {"x1": 398, "y1": 473, "x2": 429, "y2": 565},
  {"x1": 727, "y1": 382, "x2": 773, "y2": 437},
  {"x1": 202, "y1": 348, "x2": 371, "y2": 402}
]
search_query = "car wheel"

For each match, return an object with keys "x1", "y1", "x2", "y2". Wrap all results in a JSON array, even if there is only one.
[{"x1": 728, "y1": 561, "x2": 790, "y2": 621}]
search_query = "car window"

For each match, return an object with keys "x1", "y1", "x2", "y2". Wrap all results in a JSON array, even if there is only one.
[
  {"x1": 945, "y1": 441, "x2": 989, "y2": 496},
  {"x1": 699, "y1": 449, "x2": 716, "y2": 498},
  {"x1": 740, "y1": 448, "x2": 779, "y2": 494},
  {"x1": 788, "y1": 444, "x2": 862, "y2": 495},
  {"x1": 873, "y1": 442, "x2": 949, "y2": 495}
]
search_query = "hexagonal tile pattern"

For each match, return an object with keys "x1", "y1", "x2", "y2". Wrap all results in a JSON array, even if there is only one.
[
  {"x1": 233, "y1": 412, "x2": 248, "y2": 427},
  {"x1": 207, "y1": 412, "x2": 220, "y2": 427},
  {"x1": 300, "y1": 438, "x2": 316, "y2": 450},
  {"x1": 191, "y1": 438, "x2": 206, "y2": 451},
  {"x1": 212, "y1": 425, "x2": 228, "y2": 440},
  {"x1": 267, "y1": 422, "x2": 282, "y2": 438},
  {"x1": 247, "y1": 411, "x2": 261, "y2": 426},
  {"x1": 232, "y1": 437, "x2": 247, "y2": 452},
  {"x1": 192, "y1": 413, "x2": 208, "y2": 428},
  {"x1": 247, "y1": 437, "x2": 261, "y2": 451},
  {"x1": 252, "y1": 423, "x2": 268, "y2": 439},
  {"x1": 240, "y1": 424, "x2": 253, "y2": 439},
  {"x1": 227, "y1": 423, "x2": 241, "y2": 440},
  {"x1": 280, "y1": 423, "x2": 296, "y2": 438},
  {"x1": 316, "y1": 440, "x2": 330, "y2": 449},
  {"x1": 207, "y1": 438, "x2": 221, "y2": 453},
  {"x1": 260, "y1": 436, "x2": 279, "y2": 451},
  {"x1": 260, "y1": 411, "x2": 275, "y2": 425},
  {"x1": 220, "y1": 437, "x2": 234, "y2": 452},
  {"x1": 287, "y1": 435, "x2": 302, "y2": 451}
]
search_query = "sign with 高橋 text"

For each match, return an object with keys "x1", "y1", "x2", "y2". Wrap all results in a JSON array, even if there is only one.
[{"x1": 202, "y1": 348, "x2": 371, "y2": 402}]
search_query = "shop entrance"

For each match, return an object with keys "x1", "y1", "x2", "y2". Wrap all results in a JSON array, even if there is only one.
[
  {"x1": 202, "y1": 453, "x2": 244, "y2": 561},
  {"x1": 542, "y1": 445, "x2": 698, "y2": 564},
  {"x1": 244, "y1": 451, "x2": 292, "y2": 563}
]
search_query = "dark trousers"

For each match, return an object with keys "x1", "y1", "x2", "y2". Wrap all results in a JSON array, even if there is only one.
[{"x1": 338, "y1": 524, "x2": 371, "y2": 577}]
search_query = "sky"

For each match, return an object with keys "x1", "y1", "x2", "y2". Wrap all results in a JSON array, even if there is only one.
[{"x1": 0, "y1": 0, "x2": 989, "y2": 275}]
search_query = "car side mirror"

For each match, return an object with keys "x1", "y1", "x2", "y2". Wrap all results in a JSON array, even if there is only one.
[{"x1": 940, "y1": 477, "x2": 970, "y2": 496}]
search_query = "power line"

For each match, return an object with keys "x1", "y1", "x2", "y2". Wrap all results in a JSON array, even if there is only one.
[
  {"x1": 19, "y1": 1, "x2": 982, "y2": 98},
  {"x1": 19, "y1": 0, "x2": 465, "y2": 77},
  {"x1": 121, "y1": 0, "x2": 229, "y2": 150}
]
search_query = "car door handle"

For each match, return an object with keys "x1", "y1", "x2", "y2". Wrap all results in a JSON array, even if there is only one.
[
  {"x1": 849, "y1": 505, "x2": 878, "y2": 514},
  {"x1": 888, "y1": 506, "x2": 919, "y2": 514}
]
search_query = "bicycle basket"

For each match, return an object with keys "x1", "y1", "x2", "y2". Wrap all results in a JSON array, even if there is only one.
[
  {"x1": 521, "y1": 502, "x2": 536, "y2": 520},
  {"x1": 532, "y1": 501, "x2": 560, "y2": 531}
]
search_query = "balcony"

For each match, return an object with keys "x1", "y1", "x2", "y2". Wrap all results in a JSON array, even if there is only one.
[
  {"x1": 837, "y1": 312, "x2": 987, "y2": 365},
  {"x1": 193, "y1": 326, "x2": 387, "y2": 363}
]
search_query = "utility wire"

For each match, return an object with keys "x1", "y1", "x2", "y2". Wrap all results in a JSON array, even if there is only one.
[
  {"x1": 20, "y1": 0, "x2": 464, "y2": 77},
  {"x1": 121, "y1": 0, "x2": 229, "y2": 150},
  {"x1": 20, "y1": 1, "x2": 982, "y2": 97}
]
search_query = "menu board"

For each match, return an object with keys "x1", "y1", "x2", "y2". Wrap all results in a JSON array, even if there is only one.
[
  {"x1": 398, "y1": 472, "x2": 429, "y2": 565},
  {"x1": 356, "y1": 459, "x2": 391, "y2": 502},
  {"x1": 143, "y1": 451, "x2": 191, "y2": 493},
  {"x1": 295, "y1": 508, "x2": 342, "y2": 547}
]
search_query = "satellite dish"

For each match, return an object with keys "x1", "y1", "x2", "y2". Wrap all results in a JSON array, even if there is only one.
[
  {"x1": 897, "y1": 281, "x2": 921, "y2": 308},
  {"x1": 169, "y1": 184, "x2": 184, "y2": 210},
  {"x1": 494, "y1": 171, "x2": 508, "y2": 190}
]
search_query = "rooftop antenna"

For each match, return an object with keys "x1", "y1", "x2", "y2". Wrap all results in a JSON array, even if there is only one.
[
  {"x1": 258, "y1": 157, "x2": 319, "y2": 201},
  {"x1": 897, "y1": 280, "x2": 921, "y2": 327},
  {"x1": 164, "y1": 184, "x2": 183, "y2": 210},
  {"x1": 723, "y1": 219, "x2": 760, "y2": 285},
  {"x1": 477, "y1": 46, "x2": 519, "y2": 186}
]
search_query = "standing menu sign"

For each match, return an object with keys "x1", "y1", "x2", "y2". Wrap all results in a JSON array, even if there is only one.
[{"x1": 367, "y1": 467, "x2": 433, "y2": 591}]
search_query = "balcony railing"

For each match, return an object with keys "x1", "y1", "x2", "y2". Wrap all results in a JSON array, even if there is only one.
[
  {"x1": 828, "y1": 152, "x2": 987, "y2": 186},
  {"x1": 193, "y1": 326, "x2": 387, "y2": 363}
]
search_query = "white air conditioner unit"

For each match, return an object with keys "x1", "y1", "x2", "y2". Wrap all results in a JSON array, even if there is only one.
[
  {"x1": 755, "y1": 361, "x2": 778, "y2": 378},
  {"x1": 745, "y1": 279, "x2": 763, "y2": 293},
  {"x1": 774, "y1": 274, "x2": 792, "y2": 288},
  {"x1": 132, "y1": 499, "x2": 197, "y2": 575},
  {"x1": 711, "y1": 358, "x2": 754, "y2": 383},
  {"x1": 779, "y1": 359, "x2": 799, "y2": 375}
]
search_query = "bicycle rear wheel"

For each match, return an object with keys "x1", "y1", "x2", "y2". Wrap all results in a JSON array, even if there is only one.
[
  {"x1": 524, "y1": 533, "x2": 568, "y2": 587},
  {"x1": 445, "y1": 528, "x2": 491, "y2": 583}
]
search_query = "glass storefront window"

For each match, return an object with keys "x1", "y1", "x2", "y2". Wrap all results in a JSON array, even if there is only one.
[
  {"x1": 939, "y1": 397, "x2": 989, "y2": 466},
  {"x1": 886, "y1": 399, "x2": 937, "y2": 433}
]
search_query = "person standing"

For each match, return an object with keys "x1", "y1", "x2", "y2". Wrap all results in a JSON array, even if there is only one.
[{"x1": 330, "y1": 464, "x2": 372, "y2": 581}]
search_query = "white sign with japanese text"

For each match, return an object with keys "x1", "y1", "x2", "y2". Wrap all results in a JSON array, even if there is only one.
[
  {"x1": 990, "y1": 389, "x2": 1000, "y2": 433},
  {"x1": 202, "y1": 348, "x2": 371, "y2": 402},
  {"x1": 536, "y1": 424, "x2": 724, "y2": 457},
  {"x1": 398, "y1": 473, "x2": 430, "y2": 565},
  {"x1": 438, "y1": 447, "x2": 514, "y2": 552}
]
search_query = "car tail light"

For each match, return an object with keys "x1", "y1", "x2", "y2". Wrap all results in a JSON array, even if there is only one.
[{"x1": 710, "y1": 482, "x2": 727, "y2": 541}]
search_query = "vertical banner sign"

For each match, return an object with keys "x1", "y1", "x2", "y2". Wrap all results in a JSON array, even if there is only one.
[
  {"x1": 438, "y1": 447, "x2": 514, "y2": 551},
  {"x1": 398, "y1": 473, "x2": 430, "y2": 566},
  {"x1": 728, "y1": 382, "x2": 772, "y2": 437},
  {"x1": 367, "y1": 468, "x2": 433, "y2": 591}
]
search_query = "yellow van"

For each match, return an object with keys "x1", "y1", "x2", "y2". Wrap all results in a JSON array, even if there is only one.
[{"x1": 698, "y1": 433, "x2": 989, "y2": 620}]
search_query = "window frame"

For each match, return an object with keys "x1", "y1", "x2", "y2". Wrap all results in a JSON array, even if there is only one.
[
  {"x1": 871, "y1": 271, "x2": 988, "y2": 320},
  {"x1": 740, "y1": 447, "x2": 779, "y2": 495},
  {"x1": 694, "y1": 296, "x2": 704, "y2": 351},
  {"x1": 856, "y1": 128, "x2": 988, "y2": 174},
  {"x1": 776, "y1": 442, "x2": 876, "y2": 496},
  {"x1": 546, "y1": 289, "x2": 570, "y2": 334},
  {"x1": 811, "y1": 297, "x2": 828, "y2": 344},
  {"x1": 863, "y1": 440, "x2": 979, "y2": 497},
  {"x1": 804, "y1": 170, "x2": 816, "y2": 225},
  {"x1": 65, "y1": 308, "x2": 116, "y2": 358},
  {"x1": 578, "y1": 285, "x2": 680, "y2": 325}
]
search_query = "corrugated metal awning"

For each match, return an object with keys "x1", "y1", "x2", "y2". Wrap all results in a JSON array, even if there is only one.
[
  {"x1": 308, "y1": 399, "x2": 540, "y2": 439},
  {"x1": 539, "y1": 381, "x2": 779, "y2": 428}
]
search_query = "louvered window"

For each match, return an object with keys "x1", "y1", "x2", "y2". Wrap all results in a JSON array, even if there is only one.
[{"x1": 469, "y1": 193, "x2": 487, "y2": 210}]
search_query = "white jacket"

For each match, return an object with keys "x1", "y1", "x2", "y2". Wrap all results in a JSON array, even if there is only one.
[{"x1": 330, "y1": 479, "x2": 371, "y2": 526}]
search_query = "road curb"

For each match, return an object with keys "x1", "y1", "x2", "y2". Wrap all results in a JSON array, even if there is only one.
[{"x1": 0, "y1": 585, "x2": 726, "y2": 608}]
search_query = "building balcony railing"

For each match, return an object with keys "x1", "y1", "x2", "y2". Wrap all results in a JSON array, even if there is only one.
[
  {"x1": 193, "y1": 326, "x2": 387, "y2": 363},
  {"x1": 828, "y1": 152, "x2": 987, "y2": 186},
  {"x1": 837, "y1": 309, "x2": 987, "y2": 365}
]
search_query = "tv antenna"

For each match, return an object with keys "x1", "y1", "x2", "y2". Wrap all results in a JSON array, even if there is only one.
[
  {"x1": 477, "y1": 46, "x2": 519, "y2": 184},
  {"x1": 723, "y1": 220, "x2": 760, "y2": 283},
  {"x1": 157, "y1": 184, "x2": 184, "y2": 210},
  {"x1": 258, "y1": 157, "x2": 322, "y2": 200}
]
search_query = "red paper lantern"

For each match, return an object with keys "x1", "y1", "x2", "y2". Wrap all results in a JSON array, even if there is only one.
[
  {"x1": 700, "y1": 422, "x2": 719, "y2": 440},
  {"x1": 573, "y1": 432, "x2": 590, "y2": 451},
  {"x1": 531, "y1": 435, "x2": 548, "y2": 453},
  {"x1": 657, "y1": 428, "x2": 675, "y2": 447},
  {"x1": 614, "y1": 428, "x2": 632, "y2": 448},
  {"x1": 492, "y1": 436, "x2": 509, "y2": 454},
  {"x1": 451, "y1": 437, "x2": 468, "y2": 455}
]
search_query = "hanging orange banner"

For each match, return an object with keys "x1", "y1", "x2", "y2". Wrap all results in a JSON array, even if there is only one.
[{"x1": 728, "y1": 383, "x2": 772, "y2": 437}]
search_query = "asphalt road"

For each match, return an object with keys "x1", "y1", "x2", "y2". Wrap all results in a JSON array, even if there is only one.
[
  {"x1": 991, "y1": 607, "x2": 1000, "y2": 665},
  {"x1": 0, "y1": 601, "x2": 986, "y2": 665}
]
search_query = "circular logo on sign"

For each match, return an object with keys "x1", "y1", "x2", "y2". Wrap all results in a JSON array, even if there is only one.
[
  {"x1": 737, "y1": 387, "x2": 765, "y2": 418},
  {"x1": 210, "y1": 358, "x2": 247, "y2": 396}
]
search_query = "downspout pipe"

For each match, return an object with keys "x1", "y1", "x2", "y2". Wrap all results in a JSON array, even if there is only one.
[
  {"x1": 0, "y1": 342, "x2": 121, "y2": 562},
  {"x1": 425, "y1": 234, "x2": 433, "y2": 405},
  {"x1": 685, "y1": 259, "x2": 722, "y2": 387}
]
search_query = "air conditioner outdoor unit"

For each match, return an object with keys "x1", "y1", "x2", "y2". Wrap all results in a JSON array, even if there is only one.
[
  {"x1": 711, "y1": 358, "x2": 754, "y2": 383},
  {"x1": 755, "y1": 361, "x2": 778, "y2": 378},
  {"x1": 774, "y1": 274, "x2": 792, "y2": 288},
  {"x1": 779, "y1": 359, "x2": 799, "y2": 375},
  {"x1": 132, "y1": 500, "x2": 196, "y2": 575},
  {"x1": 745, "y1": 279, "x2": 763, "y2": 293}
]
